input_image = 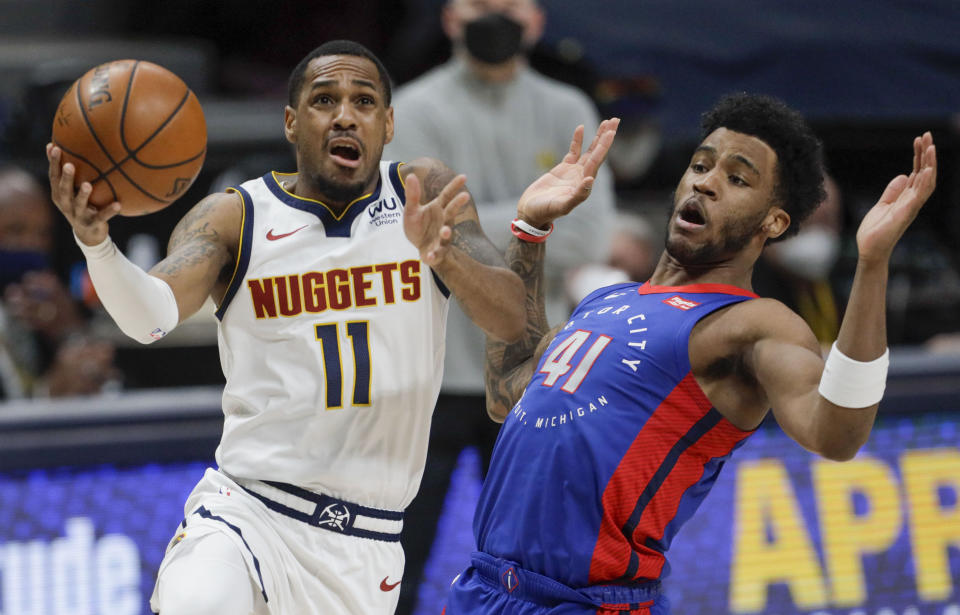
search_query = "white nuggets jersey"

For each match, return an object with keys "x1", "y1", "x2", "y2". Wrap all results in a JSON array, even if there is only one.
[{"x1": 214, "y1": 161, "x2": 449, "y2": 512}]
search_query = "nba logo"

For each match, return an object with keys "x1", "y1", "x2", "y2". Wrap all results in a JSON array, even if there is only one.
[{"x1": 501, "y1": 567, "x2": 519, "y2": 593}]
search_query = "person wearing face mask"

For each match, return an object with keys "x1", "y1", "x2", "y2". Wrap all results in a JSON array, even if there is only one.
[
  {"x1": 0, "y1": 165, "x2": 120, "y2": 398},
  {"x1": 753, "y1": 174, "x2": 845, "y2": 348},
  {"x1": 384, "y1": 1, "x2": 616, "y2": 610}
]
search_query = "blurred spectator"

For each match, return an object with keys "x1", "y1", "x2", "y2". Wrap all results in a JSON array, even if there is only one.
[
  {"x1": 564, "y1": 263, "x2": 629, "y2": 309},
  {"x1": 383, "y1": 0, "x2": 615, "y2": 611},
  {"x1": 564, "y1": 209, "x2": 658, "y2": 307},
  {"x1": 41, "y1": 332, "x2": 118, "y2": 397},
  {"x1": 0, "y1": 165, "x2": 120, "y2": 399},
  {"x1": 608, "y1": 208, "x2": 658, "y2": 282},
  {"x1": 753, "y1": 174, "x2": 844, "y2": 348},
  {"x1": 924, "y1": 331, "x2": 960, "y2": 354}
]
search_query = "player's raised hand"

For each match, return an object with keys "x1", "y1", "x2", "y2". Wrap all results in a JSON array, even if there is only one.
[
  {"x1": 46, "y1": 143, "x2": 121, "y2": 246},
  {"x1": 516, "y1": 118, "x2": 619, "y2": 229},
  {"x1": 402, "y1": 172, "x2": 470, "y2": 266},
  {"x1": 856, "y1": 132, "x2": 936, "y2": 264}
]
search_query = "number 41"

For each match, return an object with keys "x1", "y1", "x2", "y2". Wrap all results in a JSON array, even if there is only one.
[{"x1": 539, "y1": 329, "x2": 611, "y2": 393}]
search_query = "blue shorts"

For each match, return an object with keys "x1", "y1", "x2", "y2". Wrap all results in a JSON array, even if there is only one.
[{"x1": 443, "y1": 552, "x2": 670, "y2": 615}]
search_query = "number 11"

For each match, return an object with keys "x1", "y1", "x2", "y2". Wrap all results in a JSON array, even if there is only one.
[{"x1": 315, "y1": 321, "x2": 371, "y2": 409}]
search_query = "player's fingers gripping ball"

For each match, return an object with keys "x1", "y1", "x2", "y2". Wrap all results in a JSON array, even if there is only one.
[{"x1": 51, "y1": 59, "x2": 207, "y2": 216}]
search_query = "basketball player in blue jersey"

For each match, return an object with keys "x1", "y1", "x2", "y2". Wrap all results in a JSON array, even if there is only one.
[
  {"x1": 44, "y1": 40, "x2": 616, "y2": 615},
  {"x1": 444, "y1": 94, "x2": 937, "y2": 615}
]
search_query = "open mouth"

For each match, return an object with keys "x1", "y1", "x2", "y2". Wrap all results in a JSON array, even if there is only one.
[
  {"x1": 329, "y1": 139, "x2": 362, "y2": 168},
  {"x1": 677, "y1": 200, "x2": 706, "y2": 228}
]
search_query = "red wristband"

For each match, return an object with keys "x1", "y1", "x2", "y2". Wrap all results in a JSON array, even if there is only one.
[{"x1": 511, "y1": 218, "x2": 553, "y2": 243}]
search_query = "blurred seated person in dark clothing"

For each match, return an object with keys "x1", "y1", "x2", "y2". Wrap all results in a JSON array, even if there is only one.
[
  {"x1": 753, "y1": 174, "x2": 843, "y2": 350},
  {"x1": 0, "y1": 165, "x2": 120, "y2": 399}
]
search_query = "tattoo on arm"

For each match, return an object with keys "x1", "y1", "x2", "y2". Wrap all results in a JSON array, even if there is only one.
[
  {"x1": 422, "y1": 163, "x2": 456, "y2": 201},
  {"x1": 451, "y1": 219, "x2": 506, "y2": 267},
  {"x1": 485, "y1": 239, "x2": 557, "y2": 417},
  {"x1": 505, "y1": 239, "x2": 551, "y2": 347},
  {"x1": 421, "y1": 159, "x2": 503, "y2": 267},
  {"x1": 152, "y1": 198, "x2": 230, "y2": 278},
  {"x1": 485, "y1": 345, "x2": 538, "y2": 421}
]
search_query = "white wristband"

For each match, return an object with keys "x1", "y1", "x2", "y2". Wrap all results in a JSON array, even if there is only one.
[
  {"x1": 75, "y1": 232, "x2": 179, "y2": 344},
  {"x1": 817, "y1": 341, "x2": 889, "y2": 408},
  {"x1": 511, "y1": 217, "x2": 553, "y2": 237}
]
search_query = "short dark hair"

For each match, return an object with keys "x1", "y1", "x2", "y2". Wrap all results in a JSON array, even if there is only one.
[
  {"x1": 288, "y1": 40, "x2": 393, "y2": 108},
  {"x1": 701, "y1": 93, "x2": 826, "y2": 240}
]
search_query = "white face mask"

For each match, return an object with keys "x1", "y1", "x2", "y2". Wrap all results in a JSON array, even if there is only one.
[{"x1": 769, "y1": 228, "x2": 840, "y2": 281}]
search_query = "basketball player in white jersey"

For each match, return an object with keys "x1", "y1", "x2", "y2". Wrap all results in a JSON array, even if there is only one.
[{"x1": 45, "y1": 40, "x2": 618, "y2": 615}]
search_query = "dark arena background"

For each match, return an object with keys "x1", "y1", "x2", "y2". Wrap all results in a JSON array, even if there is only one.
[{"x1": 1, "y1": 1, "x2": 959, "y2": 614}]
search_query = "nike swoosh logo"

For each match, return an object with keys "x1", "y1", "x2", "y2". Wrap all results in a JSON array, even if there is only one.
[
  {"x1": 266, "y1": 225, "x2": 308, "y2": 241},
  {"x1": 380, "y1": 577, "x2": 400, "y2": 592}
]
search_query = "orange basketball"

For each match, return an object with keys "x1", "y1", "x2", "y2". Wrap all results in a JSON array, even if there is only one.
[{"x1": 51, "y1": 59, "x2": 207, "y2": 216}]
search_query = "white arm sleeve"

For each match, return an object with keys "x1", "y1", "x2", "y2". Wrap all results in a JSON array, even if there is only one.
[{"x1": 75, "y1": 233, "x2": 179, "y2": 344}]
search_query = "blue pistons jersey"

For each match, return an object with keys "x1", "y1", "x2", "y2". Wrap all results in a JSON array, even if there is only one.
[{"x1": 472, "y1": 282, "x2": 759, "y2": 589}]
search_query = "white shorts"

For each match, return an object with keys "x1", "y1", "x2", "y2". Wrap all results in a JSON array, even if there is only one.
[{"x1": 150, "y1": 468, "x2": 405, "y2": 615}]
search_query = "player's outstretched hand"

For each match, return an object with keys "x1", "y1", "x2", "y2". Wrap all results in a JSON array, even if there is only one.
[
  {"x1": 515, "y1": 118, "x2": 619, "y2": 229},
  {"x1": 856, "y1": 131, "x2": 936, "y2": 264},
  {"x1": 402, "y1": 172, "x2": 470, "y2": 267},
  {"x1": 46, "y1": 143, "x2": 122, "y2": 246}
]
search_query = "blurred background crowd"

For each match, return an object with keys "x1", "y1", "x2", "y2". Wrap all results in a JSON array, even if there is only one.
[
  {"x1": 1, "y1": 0, "x2": 959, "y2": 399},
  {"x1": 0, "y1": 1, "x2": 958, "y2": 613}
]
